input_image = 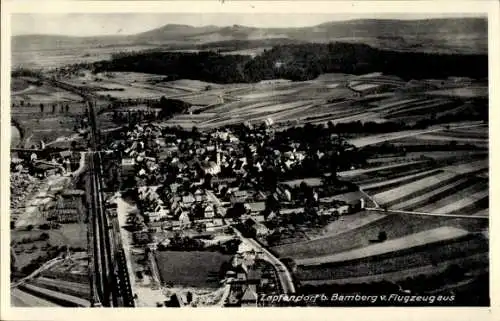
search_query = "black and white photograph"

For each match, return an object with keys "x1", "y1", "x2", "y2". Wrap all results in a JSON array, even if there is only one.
[{"x1": 3, "y1": 0, "x2": 496, "y2": 313}]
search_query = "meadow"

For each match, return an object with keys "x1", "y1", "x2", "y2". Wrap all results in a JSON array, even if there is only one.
[{"x1": 155, "y1": 251, "x2": 231, "y2": 288}]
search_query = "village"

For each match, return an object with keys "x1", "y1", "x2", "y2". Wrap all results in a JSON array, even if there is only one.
[{"x1": 96, "y1": 117, "x2": 369, "y2": 306}]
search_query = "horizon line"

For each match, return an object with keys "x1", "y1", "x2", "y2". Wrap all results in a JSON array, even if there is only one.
[{"x1": 12, "y1": 16, "x2": 486, "y2": 38}]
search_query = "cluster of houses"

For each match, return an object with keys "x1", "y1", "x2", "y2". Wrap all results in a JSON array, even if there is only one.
[
  {"x1": 116, "y1": 122, "x2": 368, "y2": 248},
  {"x1": 135, "y1": 184, "x2": 228, "y2": 234}
]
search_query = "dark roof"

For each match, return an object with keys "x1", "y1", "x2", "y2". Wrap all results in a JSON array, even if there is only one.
[{"x1": 246, "y1": 268, "x2": 262, "y2": 281}]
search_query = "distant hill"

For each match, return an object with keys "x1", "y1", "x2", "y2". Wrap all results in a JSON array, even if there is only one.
[{"x1": 12, "y1": 17, "x2": 487, "y2": 55}]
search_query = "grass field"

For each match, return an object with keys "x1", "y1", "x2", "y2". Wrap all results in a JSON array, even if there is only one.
[
  {"x1": 426, "y1": 87, "x2": 488, "y2": 98},
  {"x1": 155, "y1": 251, "x2": 231, "y2": 288},
  {"x1": 300, "y1": 253, "x2": 488, "y2": 285},
  {"x1": 29, "y1": 276, "x2": 90, "y2": 299},
  {"x1": 305, "y1": 211, "x2": 387, "y2": 240},
  {"x1": 371, "y1": 159, "x2": 486, "y2": 207},
  {"x1": 294, "y1": 234, "x2": 488, "y2": 281},
  {"x1": 272, "y1": 211, "x2": 487, "y2": 260},
  {"x1": 296, "y1": 226, "x2": 470, "y2": 266},
  {"x1": 11, "y1": 288, "x2": 58, "y2": 307},
  {"x1": 12, "y1": 223, "x2": 87, "y2": 269},
  {"x1": 11, "y1": 81, "x2": 83, "y2": 104}
]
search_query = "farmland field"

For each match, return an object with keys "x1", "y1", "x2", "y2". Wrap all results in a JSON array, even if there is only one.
[
  {"x1": 426, "y1": 87, "x2": 488, "y2": 98},
  {"x1": 29, "y1": 276, "x2": 90, "y2": 299},
  {"x1": 15, "y1": 116, "x2": 80, "y2": 147},
  {"x1": 155, "y1": 251, "x2": 231, "y2": 288},
  {"x1": 306, "y1": 211, "x2": 387, "y2": 240},
  {"x1": 11, "y1": 288, "x2": 58, "y2": 307},
  {"x1": 11, "y1": 223, "x2": 87, "y2": 270},
  {"x1": 12, "y1": 45, "x2": 159, "y2": 69},
  {"x1": 300, "y1": 252, "x2": 488, "y2": 285},
  {"x1": 294, "y1": 233, "x2": 487, "y2": 282},
  {"x1": 272, "y1": 212, "x2": 487, "y2": 260},
  {"x1": 296, "y1": 226, "x2": 470, "y2": 266},
  {"x1": 296, "y1": 247, "x2": 488, "y2": 284},
  {"x1": 11, "y1": 84, "x2": 84, "y2": 104}
]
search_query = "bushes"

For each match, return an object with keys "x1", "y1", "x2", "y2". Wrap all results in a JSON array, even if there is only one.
[{"x1": 16, "y1": 232, "x2": 50, "y2": 244}]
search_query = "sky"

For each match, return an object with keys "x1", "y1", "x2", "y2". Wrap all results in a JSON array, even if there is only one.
[{"x1": 12, "y1": 13, "x2": 486, "y2": 37}]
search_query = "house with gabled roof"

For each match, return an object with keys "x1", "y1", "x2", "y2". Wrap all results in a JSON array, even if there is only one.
[{"x1": 240, "y1": 284, "x2": 259, "y2": 307}]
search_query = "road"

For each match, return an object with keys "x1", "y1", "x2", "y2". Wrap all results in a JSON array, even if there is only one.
[
  {"x1": 11, "y1": 257, "x2": 63, "y2": 288},
  {"x1": 231, "y1": 227, "x2": 296, "y2": 295},
  {"x1": 366, "y1": 207, "x2": 489, "y2": 219}
]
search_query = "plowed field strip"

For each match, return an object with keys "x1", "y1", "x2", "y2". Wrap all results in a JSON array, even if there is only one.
[
  {"x1": 432, "y1": 191, "x2": 489, "y2": 214},
  {"x1": 416, "y1": 181, "x2": 488, "y2": 212},
  {"x1": 392, "y1": 177, "x2": 475, "y2": 211}
]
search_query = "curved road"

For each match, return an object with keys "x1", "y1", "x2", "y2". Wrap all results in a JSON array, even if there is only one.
[
  {"x1": 366, "y1": 207, "x2": 489, "y2": 219},
  {"x1": 231, "y1": 227, "x2": 296, "y2": 295}
]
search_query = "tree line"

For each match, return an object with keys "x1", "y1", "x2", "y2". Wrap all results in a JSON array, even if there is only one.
[{"x1": 91, "y1": 42, "x2": 487, "y2": 83}]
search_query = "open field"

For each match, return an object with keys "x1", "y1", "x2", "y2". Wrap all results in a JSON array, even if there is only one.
[
  {"x1": 388, "y1": 176, "x2": 476, "y2": 210},
  {"x1": 12, "y1": 45, "x2": 159, "y2": 69},
  {"x1": 11, "y1": 78, "x2": 84, "y2": 104},
  {"x1": 426, "y1": 87, "x2": 488, "y2": 98},
  {"x1": 29, "y1": 276, "x2": 90, "y2": 299},
  {"x1": 294, "y1": 234, "x2": 487, "y2": 281},
  {"x1": 296, "y1": 226, "x2": 470, "y2": 266},
  {"x1": 156, "y1": 74, "x2": 482, "y2": 129},
  {"x1": 306, "y1": 211, "x2": 387, "y2": 240},
  {"x1": 155, "y1": 251, "x2": 231, "y2": 288},
  {"x1": 220, "y1": 47, "x2": 271, "y2": 57},
  {"x1": 47, "y1": 67, "x2": 486, "y2": 131},
  {"x1": 45, "y1": 223, "x2": 87, "y2": 248},
  {"x1": 321, "y1": 191, "x2": 375, "y2": 207},
  {"x1": 272, "y1": 211, "x2": 488, "y2": 260},
  {"x1": 11, "y1": 288, "x2": 58, "y2": 307},
  {"x1": 362, "y1": 169, "x2": 445, "y2": 195},
  {"x1": 12, "y1": 223, "x2": 87, "y2": 269},
  {"x1": 300, "y1": 253, "x2": 488, "y2": 285},
  {"x1": 18, "y1": 283, "x2": 91, "y2": 307}
]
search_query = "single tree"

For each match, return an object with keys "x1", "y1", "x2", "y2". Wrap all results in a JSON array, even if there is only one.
[{"x1": 378, "y1": 231, "x2": 387, "y2": 242}]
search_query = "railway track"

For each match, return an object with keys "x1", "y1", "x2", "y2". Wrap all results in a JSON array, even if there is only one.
[
  {"x1": 87, "y1": 99, "x2": 134, "y2": 307},
  {"x1": 32, "y1": 75, "x2": 134, "y2": 307}
]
